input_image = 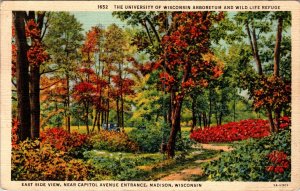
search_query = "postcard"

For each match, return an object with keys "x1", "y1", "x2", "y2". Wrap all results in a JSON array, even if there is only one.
[{"x1": 1, "y1": 1, "x2": 300, "y2": 190}]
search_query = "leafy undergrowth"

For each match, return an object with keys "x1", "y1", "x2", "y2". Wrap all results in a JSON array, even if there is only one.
[
  {"x1": 40, "y1": 127, "x2": 91, "y2": 158},
  {"x1": 90, "y1": 130, "x2": 139, "y2": 153},
  {"x1": 12, "y1": 140, "x2": 93, "y2": 181},
  {"x1": 190, "y1": 117, "x2": 290, "y2": 143},
  {"x1": 12, "y1": 124, "x2": 94, "y2": 180},
  {"x1": 83, "y1": 148, "x2": 219, "y2": 181},
  {"x1": 204, "y1": 128, "x2": 291, "y2": 181}
]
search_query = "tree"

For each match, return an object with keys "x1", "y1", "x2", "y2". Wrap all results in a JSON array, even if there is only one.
[
  {"x1": 72, "y1": 68, "x2": 97, "y2": 134},
  {"x1": 235, "y1": 12, "x2": 291, "y2": 132},
  {"x1": 115, "y1": 11, "x2": 224, "y2": 158},
  {"x1": 26, "y1": 12, "x2": 49, "y2": 138},
  {"x1": 157, "y1": 12, "x2": 224, "y2": 158},
  {"x1": 44, "y1": 12, "x2": 84, "y2": 132},
  {"x1": 13, "y1": 11, "x2": 31, "y2": 141},
  {"x1": 12, "y1": 11, "x2": 48, "y2": 140}
]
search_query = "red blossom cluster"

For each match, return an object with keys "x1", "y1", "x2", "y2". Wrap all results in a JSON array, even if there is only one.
[
  {"x1": 190, "y1": 117, "x2": 290, "y2": 143},
  {"x1": 74, "y1": 82, "x2": 96, "y2": 93},
  {"x1": 156, "y1": 12, "x2": 224, "y2": 94},
  {"x1": 73, "y1": 82, "x2": 97, "y2": 102},
  {"x1": 266, "y1": 150, "x2": 290, "y2": 174},
  {"x1": 27, "y1": 42, "x2": 49, "y2": 66},
  {"x1": 25, "y1": 19, "x2": 49, "y2": 66},
  {"x1": 40, "y1": 127, "x2": 89, "y2": 151}
]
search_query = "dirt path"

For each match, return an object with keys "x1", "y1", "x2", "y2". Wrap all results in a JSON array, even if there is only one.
[
  {"x1": 160, "y1": 143, "x2": 233, "y2": 181},
  {"x1": 200, "y1": 143, "x2": 234, "y2": 152}
]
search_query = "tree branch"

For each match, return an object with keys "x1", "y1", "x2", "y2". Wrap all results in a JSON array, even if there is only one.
[
  {"x1": 145, "y1": 17, "x2": 161, "y2": 43},
  {"x1": 40, "y1": 80, "x2": 61, "y2": 91},
  {"x1": 142, "y1": 20, "x2": 154, "y2": 46},
  {"x1": 245, "y1": 20, "x2": 262, "y2": 75},
  {"x1": 40, "y1": 67, "x2": 60, "y2": 75}
]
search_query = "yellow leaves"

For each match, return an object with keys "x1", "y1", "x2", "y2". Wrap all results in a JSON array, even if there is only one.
[
  {"x1": 12, "y1": 139, "x2": 91, "y2": 181},
  {"x1": 202, "y1": 52, "x2": 225, "y2": 68}
]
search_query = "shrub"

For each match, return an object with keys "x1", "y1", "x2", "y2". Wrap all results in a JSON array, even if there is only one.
[
  {"x1": 128, "y1": 127, "x2": 162, "y2": 153},
  {"x1": 12, "y1": 139, "x2": 92, "y2": 181},
  {"x1": 191, "y1": 117, "x2": 290, "y2": 143},
  {"x1": 91, "y1": 130, "x2": 139, "y2": 152},
  {"x1": 129, "y1": 124, "x2": 194, "y2": 153},
  {"x1": 40, "y1": 127, "x2": 91, "y2": 158},
  {"x1": 204, "y1": 129, "x2": 291, "y2": 181}
]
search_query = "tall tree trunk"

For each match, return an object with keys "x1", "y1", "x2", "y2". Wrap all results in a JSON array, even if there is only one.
[
  {"x1": 92, "y1": 109, "x2": 98, "y2": 133},
  {"x1": 29, "y1": 65, "x2": 40, "y2": 139},
  {"x1": 27, "y1": 11, "x2": 45, "y2": 139},
  {"x1": 168, "y1": 98, "x2": 172, "y2": 125},
  {"x1": 219, "y1": 112, "x2": 223, "y2": 126},
  {"x1": 116, "y1": 98, "x2": 120, "y2": 127},
  {"x1": 190, "y1": 98, "x2": 196, "y2": 132},
  {"x1": 267, "y1": 107, "x2": 275, "y2": 133},
  {"x1": 66, "y1": 71, "x2": 71, "y2": 132},
  {"x1": 233, "y1": 90, "x2": 236, "y2": 122},
  {"x1": 246, "y1": 21, "x2": 263, "y2": 75},
  {"x1": 167, "y1": 92, "x2": 183, "y2": 158},
  {"x1": 274, "y1": 16, "x2": 283, "y2": 77},
  {"x1": 208, "y1": 92, "x2": 212, "y2": 127},
  {"x1": 85, "y1": 102, "x2": 90, "y2": 134},
  {"x1": 106, "y1": 76, "x2": 111, "y2": 127},
  {"x1": 198, "y1": 112, "x2": 202, "y2": 128},
  {"x1": 273, "y1": 16, "x2": 283, "y2": 131},
  {"x1": 97, "y1": 111, "x2": 101, "y2": 132},
  {"x1": 203, "y1": 112, "x2": 207, "y2": 128},
  {"x1": 274, "y1": 108, "x2": 280, "y2": 132},
  {"x1": 121, "y1": 94, "x2": 125, "y2": 130},
  {"x1": 13, "y1": 11, "x2": 31, "y2": 141}
]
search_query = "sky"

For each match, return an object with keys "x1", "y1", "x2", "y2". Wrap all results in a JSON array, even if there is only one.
[{"x1": 72, "y1": 12, "x2": 126, "y2": 32}]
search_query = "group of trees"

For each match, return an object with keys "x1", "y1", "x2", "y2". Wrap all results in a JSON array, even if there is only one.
[
  {"x1": 114, "y1": 11, "x2": 291, "y2": 157},
  {"x1": 12, "y1": 12, "x2": 138, "y2": 139},
  {"x1": 13, "y1": 11, "x2": 291, "y2": 158}
]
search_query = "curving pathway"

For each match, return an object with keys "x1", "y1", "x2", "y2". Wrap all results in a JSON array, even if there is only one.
[{"x1": 160, "y1": 143, "x2": 233, "y2": 181}]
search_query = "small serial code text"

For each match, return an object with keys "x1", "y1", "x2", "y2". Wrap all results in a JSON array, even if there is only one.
[{"x1": 274, "y1": 183, "x2": 289, "y2": 187}]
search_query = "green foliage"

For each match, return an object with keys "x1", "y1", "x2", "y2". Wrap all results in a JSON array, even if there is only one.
[
  {"x1": 91, "y1": 130, "x2": 139, "y2": 152},
  {"x1": 204, "y1": 129, "x2": 291, "y2": 181},
  {"x1": 12, "y1": 140, "x2": 92, "y2": 181},
  {"x1": 128, "y1": 126, "x2": 162, "y2": 153},
  {"x1": 84, "y1": 151, "x2": 152, "y2": 180},
  {"x1": 128, "y1": 124, "x2": 193, "y2": 153}
]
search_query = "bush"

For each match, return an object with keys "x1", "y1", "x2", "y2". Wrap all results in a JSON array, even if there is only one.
[
  {"x1": 191, "y1": 117, "x2": 290, "y2": 143},
  {"x1": 12, "y1": 139, "x2": 92, "y2": 181},
  {"x1": 91, "y1": 130, "x2": 139, "y2": 152},
  {"x1": 129, "y1": 124, "x2": 194, "y2": 153},
  {"x1": 40, "y1": 127, "x2": 91, "y2": 158},
  {"x1": 128, "y1": 127, "x2": 162, "y2": 153},
  {"x1": 204, "y1": 129, "x2": 291, "y2": 181}
]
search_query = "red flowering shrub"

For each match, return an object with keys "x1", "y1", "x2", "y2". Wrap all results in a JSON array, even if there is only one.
[
  {"x1": 40, "y1": 127, "x2": 90, "y2": 152},
  {"x1": 266, "y1": 150, "x2": 290, "y2": 174},
  {"x1": 190, "y1": 117, "x2": 290, "y2": 143}
]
